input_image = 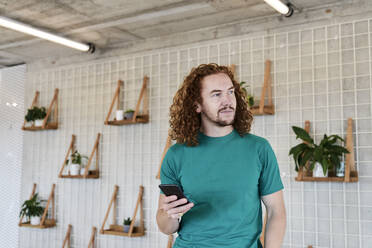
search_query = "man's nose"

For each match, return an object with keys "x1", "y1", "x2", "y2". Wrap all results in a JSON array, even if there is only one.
[{"x1": 221, "y1": 92, "x2": 233, "y2": 106}]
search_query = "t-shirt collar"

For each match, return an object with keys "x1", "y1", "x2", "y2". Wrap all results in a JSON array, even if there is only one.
[{"x1": 197, "y1": 129, "x2": 237, "y2": 143}]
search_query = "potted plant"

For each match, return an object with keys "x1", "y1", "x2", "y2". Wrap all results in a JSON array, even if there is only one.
[
  {"x1": 24, "y1": 108, "x2": 34, "y2": 127},
  {"x1": 289, "y1": 126, "x2": 349, "y2": 177},
  {"x1": 19, "y1": 193, "x2": 45, "y2": 225},
  {"x1": 79, "y1": 156, "x2": 89, "y2": 175},
  {"x1": 124, "y1": 109, "x2": 135, "y2": 120},
  {"x1": 240, "y1": 81, "x2": 254, "y2": 107},
  {"x1": 123, "y1": 217, "x2": 132, "y2": 232},
  {"x1": 116, "y1": 109, "x2": 124, "y2": 121},
  {"x1": 66, "y1": 150, "x2": 88, "y2": 176},
  {"x1": 33, "y1": 106, "x2": 47, "y2": 127}
]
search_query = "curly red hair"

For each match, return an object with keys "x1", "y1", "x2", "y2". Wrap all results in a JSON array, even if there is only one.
[{"x1": 169, "y1": 63, "x2": 253, "y2": 146}]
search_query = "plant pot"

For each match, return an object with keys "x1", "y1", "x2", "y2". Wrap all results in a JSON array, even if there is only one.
[
  {"x1": 124, "y1": 112, "x2": 134, "y2": 120},
  {"x1": 116, "y1": 110, "x2": 124, "y2": 121},
  {"x1": 313, "y1": 162, "x2": 328, "y2": 177},
  {"x1": 34, "y1": 119, "x2": 44, "y2": 127},
  {"x1": 336, "y1": 161, "x2": 345, "y2": 177},
  {"x1": 30, "y1": 216, "x2": 41, "y2": 225},
  {"x1": 24, "y1": 121, "x2": 33, "y2": 127},
  {"x1": 123, "y1": 225, "x2": 130, "y2": 233},
  {"x1": 70, "y1": 163, "x2": 80, "y2": 176}
]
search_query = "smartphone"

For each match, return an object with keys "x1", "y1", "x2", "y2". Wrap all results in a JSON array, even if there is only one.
[{"x1": 159, "y1": 184, "x2": 189, "y2": 206}]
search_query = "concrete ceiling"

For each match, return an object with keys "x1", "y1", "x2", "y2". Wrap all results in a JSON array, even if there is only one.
[{"x1": 0, "y1": 0, "x2": 347, "y2": 67}]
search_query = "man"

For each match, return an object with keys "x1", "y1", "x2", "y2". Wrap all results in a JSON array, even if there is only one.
[{"x1": 156, "y1": 63, "x2": 286, "y2": 248}]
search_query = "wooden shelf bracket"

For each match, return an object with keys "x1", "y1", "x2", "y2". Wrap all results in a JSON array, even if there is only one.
[
  {"x1": 19, "y1": 183, "x2": 56, "y2": 228},
  {"x1": 100, "y1": 185, "x2": 145, "y2": 237},
  {"x1": 58, "y1": 133, "x2": 101, "y2": 179},
  {"x1": 105, "y1": 77, "x2": 149, "y2": 125},
  {"x1": 22, "y1": 88, "x2": 59, "y2": 131},
  {"x1": 156, "y1": 133, "x2": 172, "y2": 179},
  {"x1": 295, "y1": 118, "x2": 358, "y2": 182}
]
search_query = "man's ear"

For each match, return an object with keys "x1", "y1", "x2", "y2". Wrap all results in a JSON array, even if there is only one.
[{"x1": 195, "y1": 102, "x2": 201, "y2": 113}]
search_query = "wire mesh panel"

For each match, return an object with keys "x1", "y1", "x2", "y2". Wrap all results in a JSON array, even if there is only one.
[
  {"x1": 0, "y1": 65, "x2": 25, "y2": 248},
  {"x1": 19, "y1": 18, "x2": 372, "y2": 248}
]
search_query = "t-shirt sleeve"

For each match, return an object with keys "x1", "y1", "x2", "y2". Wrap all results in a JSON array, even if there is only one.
[
  {"x1": 258, "y1": 140, "x2": 284, "y2": 196},
  {"x1": 159, "y1": 147, "x2": 181, "y2": 194}
]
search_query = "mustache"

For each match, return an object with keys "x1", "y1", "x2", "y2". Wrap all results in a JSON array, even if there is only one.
[{"x1": 218, "y1": 106, "x2": 235, "y2": 113}]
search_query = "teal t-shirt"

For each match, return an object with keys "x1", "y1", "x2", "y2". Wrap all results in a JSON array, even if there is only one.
[{"x1": 160, "y1": 129, "x2": 284, "y2": 248}]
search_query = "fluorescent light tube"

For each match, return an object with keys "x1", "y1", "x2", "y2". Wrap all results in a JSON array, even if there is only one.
[
  {"x1": 264, "y1": 0, "x2": 293, "y2": 16},
  {"x1": 0, "y1": 16, "x2": 94, "y2": 53}
]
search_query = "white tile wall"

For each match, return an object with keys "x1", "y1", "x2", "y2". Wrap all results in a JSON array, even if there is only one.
[
  {"x1": 20, "y1": 18, "x2": 372, "y2": 247},
  {"x1": 0, "y1": 65, "x2": 26, "y2": 248}
]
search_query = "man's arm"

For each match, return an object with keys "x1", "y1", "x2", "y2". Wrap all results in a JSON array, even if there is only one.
[
  {"x1": 261, "y1": 190, "x2": 286, "y2": 248},
  {"x1": 156, "y1": 194, "x2": 194, "y2": 235}
]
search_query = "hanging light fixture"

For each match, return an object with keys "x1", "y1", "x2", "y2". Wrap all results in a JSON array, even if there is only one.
[
  {"x1": 264, "y1": 0, "x2": 294, "y2": 17},
  {"x1": 0, "y1": 16, "x2": 95, "y2": 53}
]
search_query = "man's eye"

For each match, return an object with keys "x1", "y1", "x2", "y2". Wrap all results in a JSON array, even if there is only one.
[
  {"x1": 228, "y1": 90, "x2": 234, "y2": 94},
  {"x1": 212, "y1": 93, "x2": 221, "y2": 97}
]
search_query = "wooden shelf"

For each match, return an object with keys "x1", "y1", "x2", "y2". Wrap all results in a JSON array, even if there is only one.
[
  {"x1": 295, "y1": 118, "x2": 358, "y2": 183},
  {"x1": 251, "y1": 60, "x2": 274, "y2": 116},
  {"x1": 19, "y1": 219, "x2": 56, "y2": 229},
  {"x1": 62, "y1": 224, "x2": 72, "y2": 248},
  {"x1": 88, "y1": 226, "x2": 97, "y2": 248},
  {"x1": 19, "y1": 183, "x2": 56, "y2": 229},
  {"x1": 106, "y1": 115, "x2": 149, "y2": 125},
  {"x1": 62, "y1": 225, "x2": 96, "y2": 248},
  {"x1": 101, "y1": 225, "x2": 144, "y2": 237},
  {"x1": 58, "y1": 133, "x2": 101, "y2": 179},
  {"x1": 156, "y1": 133, "x2": 172, "y2": 179},
  {"x1": 250, "y1": 105, "x2": 274, "y2": 115},
  {"x1": 22, "y1": 123, "x2": 58, "y2": 131},
  {"x1": 100, "y1": 185, "x2": 145, "y2": 237},
  {"x1": 231, "y1": 61, "x2": 274, "y2": 116},
  {"x1": 22, "y1": 89, "x2": 59, "y2": 131},
  {"x1": 296, "y1": 174, "x2": 359, "y2": 182},
  {"x1": 105, "y1": 77, "x2": 149, "y2": 126},
  {"x1": 60, "y1": 170, "x2": 99, "y2": 179}
]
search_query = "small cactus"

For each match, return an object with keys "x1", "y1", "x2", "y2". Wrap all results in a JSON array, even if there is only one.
[{"x1": 123, "y1": 217, "x2": 132, "y2": 225}]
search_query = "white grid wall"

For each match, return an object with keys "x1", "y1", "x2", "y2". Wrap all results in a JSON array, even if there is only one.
[
  {"x1": 21, "y1": 18, "x2": 372, "y2": 248},
  {"x1": 0, "y1": 65, "x2": 25, "y2": 248}
]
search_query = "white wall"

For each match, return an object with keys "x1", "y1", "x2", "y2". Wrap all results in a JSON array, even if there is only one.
[
  {"x1": 20, "y1": 18, "x2": 372, "y2": 248},
  {"x1": 0, "y1": 64, "x2": 26, "y2": 248}
]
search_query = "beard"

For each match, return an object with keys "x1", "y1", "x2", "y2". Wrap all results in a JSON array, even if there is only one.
[{"x1": 201, "y1": 106, "x2": 235, "y2": 126}]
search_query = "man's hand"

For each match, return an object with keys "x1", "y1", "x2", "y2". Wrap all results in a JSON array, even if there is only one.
[
  {"x1": 157, "y1": 194, "x2": 195, "y2": 235},
  {"x1": 159, "y1": 195, "x2": 194, "y2": 219}
]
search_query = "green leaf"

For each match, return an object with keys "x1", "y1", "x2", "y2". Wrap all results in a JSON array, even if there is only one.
[
  {"x1": 248, "y1": 96, "x2": 255, "y2": 107},
  {"x1": 321, "y1": 158, "x2": 329, "y2": 176},
  {"x1": 309, "y1": 160, "x2": 316, "y2": 171},
  {"x1": 328, "y1": 134, "x2": 345, "y2": 142},
  {"x1": 289, "y1": 142, "x2": 306, "y2": 154},
  {"x1": 296, "y1": 151, "x2": 303, "y2": 168},
  {"x1": 292, "y1": 126, "x2": 314, "y2": 144},
  {"x1": 299, "y1": 148, "x2": 314, "y2": 167},
  {"x1": 123, "y1": 217, "x2": 132, "y2": 225},
  {"x1": 313, "y1": 146, "x2": 323, "y2": 163},
  {"x1": 319, "y1": 136, "x2": 329, "y2": 146},
  {"x1": 327, "y1": 145, "x2": 349, "y2": 154},
  {"x1": 125, "y1": 109, "x2": 135, "y2": 113},
  {"x1": 289, "y1": 143, "x2": 311, "y2": 170},
  {"x1": 19, "y1": 193, "x2": 45, "y2": 219}
]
